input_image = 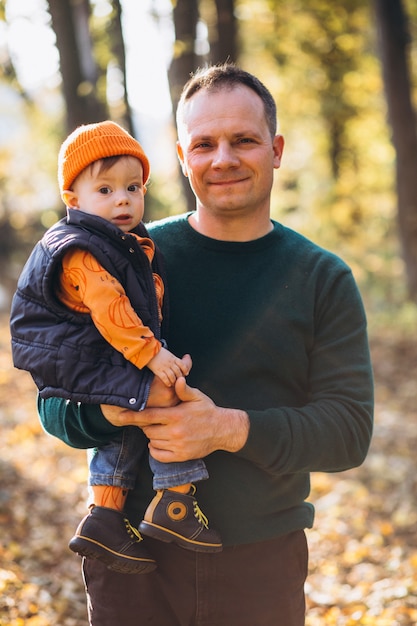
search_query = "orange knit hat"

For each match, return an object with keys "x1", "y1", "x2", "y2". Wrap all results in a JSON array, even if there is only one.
[{"x1": 58, "y1": 120, "x2": 150, "y2": 193}]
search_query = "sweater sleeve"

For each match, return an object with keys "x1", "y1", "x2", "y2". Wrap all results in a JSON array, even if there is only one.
[
  {"x1": 237, "y1": 268, "x2": 374, "y2": 474},
  {"x1": 37, "y1": 395, "x2": 120, "y2": 449}
]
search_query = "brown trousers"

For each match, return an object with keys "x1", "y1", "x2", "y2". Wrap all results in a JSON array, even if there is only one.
[{"x1": 82, "y1": 530, "x2": 308, "y2": 626}]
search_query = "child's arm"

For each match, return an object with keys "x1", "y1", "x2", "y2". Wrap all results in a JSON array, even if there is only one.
[{"x1": 58, "y1": 248, "x2": 165, "y2": 369}]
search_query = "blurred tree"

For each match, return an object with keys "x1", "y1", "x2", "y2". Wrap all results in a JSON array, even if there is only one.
[
  {"x1": 167, "y1": 0, "x2": 237, "y2": 211},
  {"x1": 46, "y1": 0, "x2": 108, "y2": 132},
  {"x1": 168, "y1": 0, "x2": 200, "y2": 116},
  {"x1": 167, "y1": 0, "x2": 200, "y2": 210},
  {"x1": 374, "y1": 0, "x2": 417, "y2": 302},
  {"x1": 201, "y1": 0, "x2": 238, "y2": 64},
  {"x1": 4, "y1": 0, "x2": 237, "y2": 216},
  {"x1": 0, "y1": 2, "x2": 51, "y2": 273},
  {"x1": 213, "y1": 0, "x2": 237, "y2": 63},
  {"x1": 0, "y1": 1, "x2": 31, "y2": 103},
  {"x1": 266, "y1": 0, "x2": 369, "y2": 181},
  {"x1": 239, "y1": 0, "x2": 403, "y2": 305},
  {"x1": 3, "y1": 0, "x2": 416, "y2": 309},
  {"x1": 46, "y1": 0, "x2": 133, "y2": 135},
  {"x1": 106, "y1": 0, "x2": 133, "y2": 134},
  {"x1": 168, "y1": 0, "x2": 238, "y2": 112}
]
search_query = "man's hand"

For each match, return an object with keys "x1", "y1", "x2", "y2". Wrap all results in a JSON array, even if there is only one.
[
  {"x1": 101, "y1": 376, "x2": 250, "y2": 462},
  {"x1": 141, "y1": 377, "x2": 250, "y2": 462}
]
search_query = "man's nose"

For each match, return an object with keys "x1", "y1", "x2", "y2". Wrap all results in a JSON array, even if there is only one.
[{"x1": 212, "y1": 142, "x2": 239, "y2": 167}]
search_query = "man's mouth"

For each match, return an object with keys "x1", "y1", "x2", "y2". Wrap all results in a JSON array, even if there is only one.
[{"x1": 209, "y1": 177, "x2": 248, "y2": 186}]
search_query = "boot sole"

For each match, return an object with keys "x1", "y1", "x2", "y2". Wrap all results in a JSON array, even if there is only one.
[
  {"x1": 139, "y1": 521, "x2": 223, "y2": 553},
  {"x1": 69, "y1": 535, "x2": 157, "y2": 574}
]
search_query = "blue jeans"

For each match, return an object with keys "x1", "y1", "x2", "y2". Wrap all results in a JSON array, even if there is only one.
[{"x1": 89, "y1": 425, "x2": 209, "y2": 490}]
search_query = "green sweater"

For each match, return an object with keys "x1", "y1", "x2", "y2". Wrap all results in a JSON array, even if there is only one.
[{"x1": 38, "y1": 214, "x2": 374, "y2": 546}]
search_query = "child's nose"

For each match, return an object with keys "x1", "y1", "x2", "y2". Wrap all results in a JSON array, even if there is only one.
[{"x1": 115, "y1": 190, "x2": 129, "y2": 204}]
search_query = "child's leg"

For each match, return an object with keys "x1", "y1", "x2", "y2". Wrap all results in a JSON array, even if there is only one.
[
  {"x1": 69, "y1": 428, "x2": 156, "y2": 574},
  {"x1": 167, "y1": 483, "x2": 191, "y2": 494},
  {"x1": 148, "y1": 457, "x2": 209, "y2": 491},
  {"x1": 87, "y1": 428, "x2": 138, "y2": 512},
  {"x1": 89, "y1": 426, "x2": 146, "y2": 495},
  {"x1": 91, "y1": 484, "x2": 128, "y2": 511},
  {"x1": 139, "y1": 457, "x2": 222, "y2": 553}
]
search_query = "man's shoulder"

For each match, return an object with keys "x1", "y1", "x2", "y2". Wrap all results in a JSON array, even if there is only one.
[
  {"x1": 146, "y1": 212, "x2": 189, "y2": 235},
  {"x1": 277, "y1": 223, "x2": 352, "y2": 273},
  {"x1": 277, "y1": 222, "x2": 320, "y2": 250}
]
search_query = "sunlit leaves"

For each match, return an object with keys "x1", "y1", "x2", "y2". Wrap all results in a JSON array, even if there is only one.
[{"x1": 2, "y1": 313, "x2": 417, "y2": 623}]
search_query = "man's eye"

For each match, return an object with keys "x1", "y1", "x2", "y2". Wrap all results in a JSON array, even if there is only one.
[
  {"x1": 192, "y1": 142, "x2": 211, "y2": 150},
  {"x1": 99, "y1": 187, "x2": 111, "y2": 194}
]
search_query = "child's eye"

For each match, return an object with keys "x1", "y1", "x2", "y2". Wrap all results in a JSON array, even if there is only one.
[
  {"x1": 128, "y1": 184, "x2": 140, "y2": 192},
  {"x1": 99, "y1": 186, "x2": 111, "y2": 194}
]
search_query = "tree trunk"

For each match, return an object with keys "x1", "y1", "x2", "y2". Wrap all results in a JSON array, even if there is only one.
[
  {"x1": 167, "y1": 0, "x2": 200, "y2": 114},
  {"x1": 167, "y1": 0, "x2": 238, "y2": 211},
  {"x1": 212, "y1": 0, "x2": 237, "y2": 64},
  {"x1": 108, "y1": 0, "x2": 134, "y2": 134},
  {"x1": 47, "y1": 0, "x2": 107, "y2": 133},
  {"x1": 167, "y1": 0, "x2": 201, "y2": 211},
  {"x1": 374, "y1": 0, "x2": 417, "y2": 301}
]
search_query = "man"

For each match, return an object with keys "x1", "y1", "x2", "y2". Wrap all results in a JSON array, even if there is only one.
[{"x1": 38, "y1": 64, "x2": 374, "y2": 626}]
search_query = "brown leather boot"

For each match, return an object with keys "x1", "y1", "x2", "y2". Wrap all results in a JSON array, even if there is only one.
[
  {"x1": 139, "y1": 488, "x2": 222, "y2": 553},
  {"x1": 69, "y1": 506, "x2": 157, "y2": 574}
]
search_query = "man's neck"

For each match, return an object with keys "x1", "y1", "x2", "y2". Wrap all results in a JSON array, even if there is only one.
[{"x1": 188, "y1": 210, "x2": 273, "y2": 242}]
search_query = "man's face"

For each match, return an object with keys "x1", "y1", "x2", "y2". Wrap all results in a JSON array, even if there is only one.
[{"x1": 176, "y1": 85, "x2": 284, "y2": 219}]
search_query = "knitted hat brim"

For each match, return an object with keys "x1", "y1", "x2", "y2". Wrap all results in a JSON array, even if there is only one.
[{"x1": 58, "y1": 121, "x2": 150, "y2": 193}]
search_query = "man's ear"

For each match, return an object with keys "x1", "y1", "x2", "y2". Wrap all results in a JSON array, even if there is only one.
[
  {"x1": 62, "y1": 190, "x2": 80, "y2": 208},
  {"x1": 273, "y1": 134, "x2": 285, "y2": 169},
  {"x1": 176, "y1": 142, "x2": 188, "y2": 177}
]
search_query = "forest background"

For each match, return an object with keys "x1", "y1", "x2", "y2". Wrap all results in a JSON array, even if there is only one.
[{"x1": 1, "y1": 0, "x2": 417, "y2": 624}]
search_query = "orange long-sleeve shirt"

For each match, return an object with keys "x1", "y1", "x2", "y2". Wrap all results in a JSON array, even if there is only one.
[{"x1": 57, "y1": 234, "x2": 164, "y2": 370}]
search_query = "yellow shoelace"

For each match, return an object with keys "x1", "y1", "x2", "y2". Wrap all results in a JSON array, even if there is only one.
[
  {"x1": 193, "y1": 502, "x2": 209, "y2": 529},
  {"x1": 124, "y1": 518, "x2": 143, "y2": 542}
]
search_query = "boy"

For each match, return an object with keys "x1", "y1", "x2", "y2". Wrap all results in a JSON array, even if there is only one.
[{"x1": 10, "y1": 121, "x2": 221, "y2": 575}]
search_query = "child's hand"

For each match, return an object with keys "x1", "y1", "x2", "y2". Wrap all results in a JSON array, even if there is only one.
[{"x1": 147, "y1": 347, "x2": 192, "y2": 387}]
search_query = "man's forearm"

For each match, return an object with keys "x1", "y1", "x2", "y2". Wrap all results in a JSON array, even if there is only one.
[{"x1": 215, "y1": 407, "x2": 250, "y2": 453}]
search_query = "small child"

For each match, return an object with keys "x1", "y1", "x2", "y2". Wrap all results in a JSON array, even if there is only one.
[{"x1": 10, "y1": 121, "x2": 222, "y2": 575}]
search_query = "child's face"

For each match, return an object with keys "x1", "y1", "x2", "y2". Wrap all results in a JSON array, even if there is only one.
[{"x1": 64, "y1": 156, "x2": 145, "y2": 233}]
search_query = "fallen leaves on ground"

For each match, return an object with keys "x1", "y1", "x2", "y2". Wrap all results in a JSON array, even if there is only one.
[
  {"x1": 1, "y1": 316, "x2": 417, "y2": 625},
  {"x1": 306, "y1": 334, "x2": 417, "y2": 625}
]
